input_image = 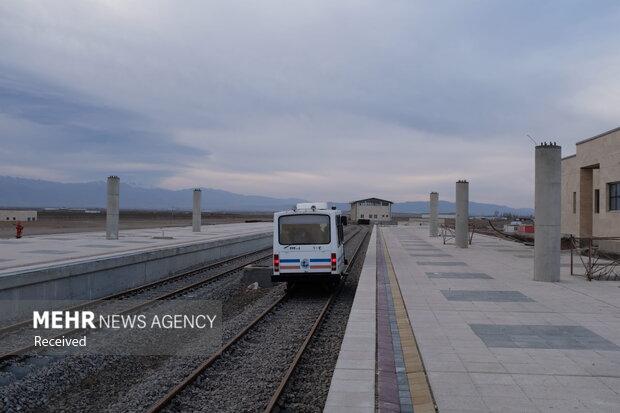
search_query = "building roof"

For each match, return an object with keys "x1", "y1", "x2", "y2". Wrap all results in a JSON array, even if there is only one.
[
  {"x1": 351, "y1": 197, "x2": 393, "y2": 205},
  {"x1": 561, "y1": 126, "x2": 620, "y2": 160},
  {"x1": 576, "y1": 126, "x2": 620, "y2": 146}
]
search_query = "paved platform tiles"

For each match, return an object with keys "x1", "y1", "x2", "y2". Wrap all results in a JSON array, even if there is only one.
[
  {"x1": 384, "y1": 225, "x2": 620, "y2": 412},
  {"x1": 0, "y1": 222, "x2": 272, "y2": 275},
  {"x1": 324, "y1": 227, "x2": 377, "y2": 412},
  {"x1": 380, "y1": 232, "x2": 435, "y2": 412}
]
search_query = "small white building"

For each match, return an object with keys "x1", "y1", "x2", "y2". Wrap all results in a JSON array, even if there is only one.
[
  {"x1": 0, "y1": 210, "x2": 38, "y2": 222},
  {"x1": 350, "y1": 198, "x2": 393, "y2": 222},
  {"x1": 503, "y1": 221, "x2": 521, "y2": 234}
]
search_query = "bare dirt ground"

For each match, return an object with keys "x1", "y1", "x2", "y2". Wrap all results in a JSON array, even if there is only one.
[{"x1": 0, "y1": 210, "x2": 272, "y2": 239}]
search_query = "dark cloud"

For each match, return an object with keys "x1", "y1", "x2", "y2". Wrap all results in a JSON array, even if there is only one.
[{"x1": 0, "y1": 1, "x2": 619, "y2": 205}]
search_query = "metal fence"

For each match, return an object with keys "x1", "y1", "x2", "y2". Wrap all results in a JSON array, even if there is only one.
[
  {"x1": 440, "y1": 224, "x2": 475, "y2": 245},
  {"x1": 568, "y1": 236, "x2": 620, "y2": 281}
]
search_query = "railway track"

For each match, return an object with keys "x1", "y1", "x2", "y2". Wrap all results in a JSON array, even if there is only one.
[
  {"x1": 145, "y1": 227, "x2": 369, "y2": 413},
  {"x1": 0, "y1": 248, "x2": 272, "y2": 333},
  {"x1": 263, "y1": 228, "x2": 369, "y2": 412},
  {"x1": 0, "y1": 248, "x2": 274, "y2": 362},
  {"x1": 0, "y1": 228, "x2": 360, "y2": 363}
]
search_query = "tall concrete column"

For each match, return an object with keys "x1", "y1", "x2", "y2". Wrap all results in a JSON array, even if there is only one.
[
  {"x1": 455, "y1": 180, "x2": 469, "y2": 248},
  {"x1": 429, "y1": 192, "x2": 439, "y2": 237},
  {"x1": 106, "y1": 176, "x2": 120, "y2": 240},
  {"x1": 192, "y1": 189, "x2": 202, "y2": 232},
  {"x1": 534, "y1": 143, "x2": 561, "y2": 282}
]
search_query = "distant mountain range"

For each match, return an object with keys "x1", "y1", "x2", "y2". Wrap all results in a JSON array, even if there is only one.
[
  {"x1": 391, "y1": 201, "x2": 533, "y2": 216},
  {"x1": 0, "y1": 176, "x2": 533, "y2": 216}
]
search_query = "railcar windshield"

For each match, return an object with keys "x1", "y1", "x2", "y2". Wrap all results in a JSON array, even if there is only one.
[{"x1": 278, "y1": 214, "x2": 331, "y2": 245}]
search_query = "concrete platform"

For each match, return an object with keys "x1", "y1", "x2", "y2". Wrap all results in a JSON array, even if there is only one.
[
  {"x1": 326, "y1": 225, "x2": 620, "y2": 412},
  {"x1": 324, "y1": 226, "x2": 376, "y2": 412},
  {"x1": 0, "y1": 222, "x2": 271, "y2": 274},
  {"x1": 0, "y1": 223, "x2": 272, "y2": 320}
]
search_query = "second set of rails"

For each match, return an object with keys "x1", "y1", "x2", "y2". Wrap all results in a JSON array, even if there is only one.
[
  {"x1": 0, "y1": 227, "x2": 363, "y2": 361},
  {"x1": 0, "y1": 225, "x2": 369, "y2": 412},
  {"x1": 0, "y1": 248, "x2": 273, "y2": 362}
]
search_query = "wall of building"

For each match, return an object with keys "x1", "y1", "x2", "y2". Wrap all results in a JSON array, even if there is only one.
[
  {"x1": 0, "y1": 210, "x2": 37, "y2": 222},
  {"x1": 351, "y1": 202, "x2": 391, "y2": 222},
  {"x1": 561, "y1": 128, "x2": 620, "y2": 253},
  {"x1": 561, "y1": 156, "x2": 579, "y2": 235},
  {"x1": 350, "y1": 203, "x2": 357, "y2": 221}
]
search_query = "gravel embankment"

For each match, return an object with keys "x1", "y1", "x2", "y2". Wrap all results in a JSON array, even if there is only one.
[{"x1": 0, "y1": 255, "x2": 284, "y2": 413}]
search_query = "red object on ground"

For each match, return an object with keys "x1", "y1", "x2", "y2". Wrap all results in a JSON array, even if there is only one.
[
  {"x1": 519, "y1": 225, "x2": 535, "y2": 233},
  {"x1": 15, "y1": 222, "x2": 24, "y2": 239}
]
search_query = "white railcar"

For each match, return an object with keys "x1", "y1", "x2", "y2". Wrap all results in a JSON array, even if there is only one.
[{"x1": 272, "y1": 202, "x2": 348, "y2": 284}]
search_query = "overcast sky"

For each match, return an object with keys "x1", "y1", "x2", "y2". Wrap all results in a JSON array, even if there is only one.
[{"x1": 1, "y1": 1, "x2": 619, "y2": 207}]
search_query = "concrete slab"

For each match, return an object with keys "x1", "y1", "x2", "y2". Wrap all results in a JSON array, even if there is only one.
[
  {"x1": 381, "y1": 225, "x2": 620, "y2": 412},
  {"x1": 0, "y1": 223, "x2": 273, "y2": 320},
  {"x1": 441, "y1": 290, "x2": 535, "y2": 302},
  {"x1": 427, "y1": 272, "x2": 493, "y2": 279}
]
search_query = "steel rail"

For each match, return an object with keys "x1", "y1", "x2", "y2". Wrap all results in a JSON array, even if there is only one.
[
  {"x1": 1, "y1": 226, "x2": 360, "y2": 338},
  {"x1": 263, "y1": 228, "x2": 369, "y2": 412},
  {"x1": 0, "y1": 251, "x2": 272, "y2": 361},
  {"x1": 0, "y1": 248, "x2": 272, "y2": 336},
  {"x1": 146, "y1": 227, "x2": 367, "y2": 413},
  {"x1": 145, "y1": 293, "x2": 286, "y2": 413}
]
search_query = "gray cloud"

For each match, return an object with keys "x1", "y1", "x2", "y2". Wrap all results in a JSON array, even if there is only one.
[{"x1": 1, "y1": 0, "x2": 619, "y2": 206}]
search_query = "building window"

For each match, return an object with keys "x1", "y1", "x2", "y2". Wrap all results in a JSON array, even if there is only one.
[
  {"x1": 360, "y1": 214, "x2": 364, "y2": 218},
  {"x1": 609, "y1": 182, "x2": 620, "y2": 211},
  {"x1": 572, "y1": 192, "x2": 577, "y2": 214},
  {"x1": 594, "y1": 189, "x2": 600, "y2": 214}
]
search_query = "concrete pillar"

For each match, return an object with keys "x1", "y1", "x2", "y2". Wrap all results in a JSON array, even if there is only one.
[
  {"x1": 106, "y1": 176, "x2": 119, "y2": 240},
  {"x1": 534, "y1": 143, "x2": 561, "y2": 282},
  {"x1": 455, "y1": 180, "x2": 469, "y2": 248},
  {"x1": 192, "y1": 188, "x2": 202, "y2": 232},
  {"x1": 429, "y1": 192, "x2": 439, "y2": 237}
]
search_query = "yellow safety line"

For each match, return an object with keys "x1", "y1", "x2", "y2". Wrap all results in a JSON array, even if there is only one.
[{"x1": 382, "y1": 231, "x2": 437, "y2": 413}]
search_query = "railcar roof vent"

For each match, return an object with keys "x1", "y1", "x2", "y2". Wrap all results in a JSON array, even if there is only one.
[{"x1": 296, "y1": 202, "x2": 329, "y2": 211}]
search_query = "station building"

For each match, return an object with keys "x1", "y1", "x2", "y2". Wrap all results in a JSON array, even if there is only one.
[
  {"x1": 0, "y1": 210, "x2": 37, "y2": 222},
  {"x1": 561, "y1": 126, "x2": 620, "y2": 252},
  {"x1": 350, "y1": 198, "x2": 393, "y2": 222}
]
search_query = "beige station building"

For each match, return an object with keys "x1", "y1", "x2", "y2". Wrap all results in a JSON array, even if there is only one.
[
  {"x1": 350, "y1": 198, "x2": 393, "y2": 222},
  {"x1": 561, "y1": 127, "x2": 620, "y2": 253},
  {"x1": 0, "y1": 210, "x2": 38, "y2": 222}
]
